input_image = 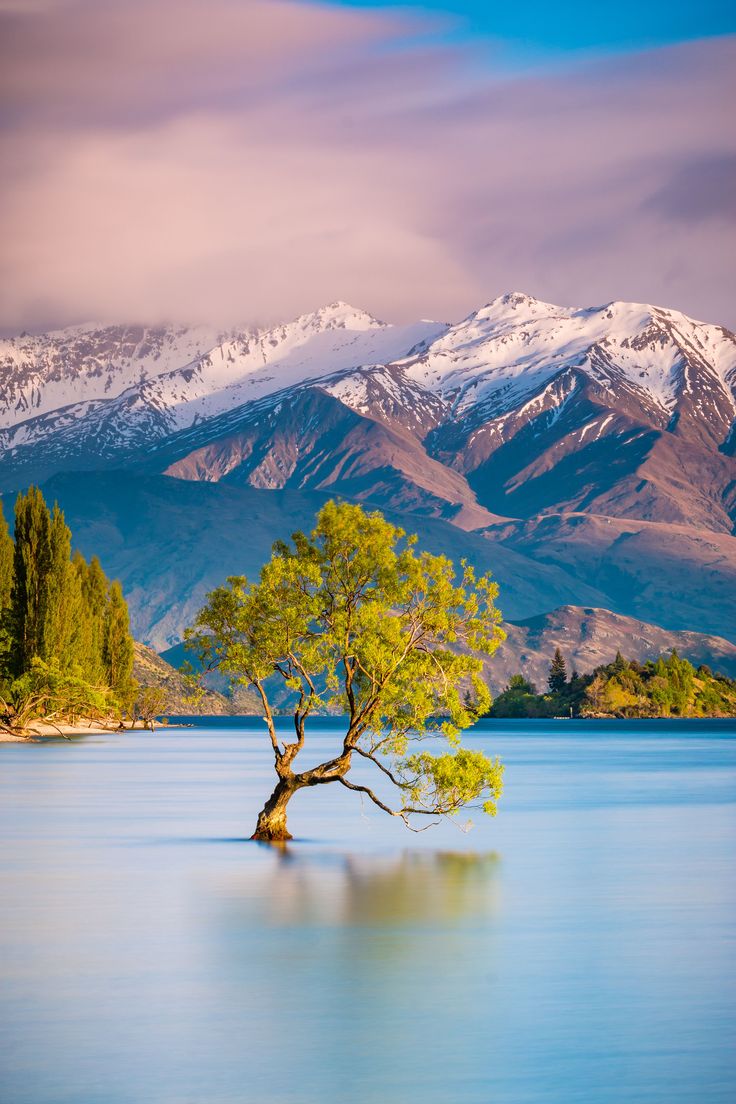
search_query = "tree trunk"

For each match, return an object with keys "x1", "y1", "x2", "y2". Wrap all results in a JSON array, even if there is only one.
[{"x1": 251, "y1": 778, "x2": 297, "y2": 842}]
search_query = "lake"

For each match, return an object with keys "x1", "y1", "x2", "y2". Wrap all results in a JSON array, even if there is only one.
[{"x1": 1, "y1": 718, "x2": 735, "y2": 1104}]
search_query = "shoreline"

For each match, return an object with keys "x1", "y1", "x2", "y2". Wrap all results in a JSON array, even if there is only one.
[{"x1": 0, "y1": 718, "x2": 186, "y2": 743}]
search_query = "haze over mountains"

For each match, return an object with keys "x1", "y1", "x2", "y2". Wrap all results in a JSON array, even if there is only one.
[{"x1": 2, "y1": 293, "x2": 735, "y2": 671}]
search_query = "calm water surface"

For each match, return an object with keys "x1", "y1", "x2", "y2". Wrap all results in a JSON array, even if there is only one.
[{"x1": 1, "y1": 718, "x2": 735, "y2": 1104}]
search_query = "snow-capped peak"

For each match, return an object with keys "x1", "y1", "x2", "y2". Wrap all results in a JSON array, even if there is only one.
[
  {"x1": 1, "y1": 293, "x2": 735, "y2": 498},
  {"x1": 400, "y1": 293, "x2": 736, "y2": 417},
  {"x1": 472, "y1": 292, "x2": 571, "y2": 321},
  {"x1": 0, "y1": 304, "x2": 445, "y2": 466},
  {"x1": 293, "y1": 301, "x2": 385, "y2": 333},
  {"x1": 0, "y1": 304, "x2": 389, "y2": 430}
]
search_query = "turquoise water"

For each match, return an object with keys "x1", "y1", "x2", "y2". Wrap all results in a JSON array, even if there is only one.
[{"x1": 1, "y1": 718, "x2": 735, "y2": 1104}]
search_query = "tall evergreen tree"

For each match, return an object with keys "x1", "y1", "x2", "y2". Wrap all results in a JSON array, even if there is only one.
[
  {"x1": 548, "y1": 647, "x2": 568, "y2": 695},
  {"x1": 41, "y1": 504, "x2": 75, "y2": 664},
  {"x1": 0, "y1": 501, "x2": 14, "y2": 676},
  {"x1": 104, "y1": 580, "x2": 135, "y2": 703},
  {"x1": 0, "y1": 501, "x2": 12, "y2": 613},
  {"x1": 73, "y1": 553, "x2": 109, "y2": 683},
  {"x1": 8, "y1": 487, "x2": 52, "y2": 676}
]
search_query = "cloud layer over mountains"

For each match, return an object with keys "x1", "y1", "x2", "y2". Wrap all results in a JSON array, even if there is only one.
[{"x1": 1, "y1": 0, "x2": 734, "y2": 331}]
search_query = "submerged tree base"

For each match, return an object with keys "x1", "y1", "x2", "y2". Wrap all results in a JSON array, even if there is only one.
[
  {"x1": 251, "y1": 784, "x2": 295, "y2": 841},
  {"x1": 250, "y1": 824, "x2": 293, "y2": 842}
]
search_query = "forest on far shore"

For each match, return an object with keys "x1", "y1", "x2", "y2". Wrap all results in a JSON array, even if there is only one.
[{"x1": 489, "y1": 648, "x2": 736, "y2": 719}]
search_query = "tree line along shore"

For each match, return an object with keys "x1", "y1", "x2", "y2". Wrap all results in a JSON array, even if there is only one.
[
  {"x1": 0, "y1": 487, "x2": 166, "y2": 737},
  {"x1": 489, "y1": 647, "x2": 736, "y2": 718}
]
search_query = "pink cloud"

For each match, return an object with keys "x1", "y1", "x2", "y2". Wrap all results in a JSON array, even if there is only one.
[{"x1": 0, "y1": 0, "x2": 734, "y2": 332}]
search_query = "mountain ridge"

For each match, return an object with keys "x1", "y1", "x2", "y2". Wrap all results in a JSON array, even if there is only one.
[
  {"x1": 3, "y1": 293, "x2": 735, "y2": 519},
  {"x1": 2, "y1": 293, "x2": 735, "y2": 654}
]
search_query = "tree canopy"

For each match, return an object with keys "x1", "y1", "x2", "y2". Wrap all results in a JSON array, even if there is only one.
[
  {"x1": 187, "y1": 500, "x2": 506, "y2": 840},
  {"x1": 0, "y1": 487, "x2": 136, "y2": 735}
]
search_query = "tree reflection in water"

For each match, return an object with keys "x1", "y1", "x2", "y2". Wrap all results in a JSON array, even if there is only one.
[
  {"x1": 235, "y1": 847, "x2": 501, "y2": 927},
  {"x1": 203, "y1": 849, "x2": 503, "y2": 1102}
]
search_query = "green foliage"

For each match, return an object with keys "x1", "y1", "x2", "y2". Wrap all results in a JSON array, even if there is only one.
[
  {"x1": 188, "y1": 500, "x2": 506, "y2": 832},
  {"x1": 548, "y1": 647, "x2": 568, "y2": 695},
  {"x1": 0, "y1": 502, "x2": 14, "y2": 665},
  {"x1": 72, "y1": 553, "x2": 109, "y2": 684},
  {"x1": 0, "y1": 502, "x2": 12, "y2": 611},
  {"x1": 490, "y1": 673, "x2": 541, "y2": 718},
  {"x1": 404, "y1": 748, "x2": 504, "y2": 817},
  {"x1": 0, "y1": 486, "x2": 137, "y2": 730},
  {"x1": 8, "y1": 486, "x2": 52, "y2": 675},
  {"x1": 104, "y1": 580, "x2": 135, "y2": 706},
  {"x1": 580, "y1": 649, "x2": 711, "y2": 718},
  {"x1": 134, "y1": 685, "x2": 169, "y2": 730},
  {"x1": 0, "y1": 657, "x2": 115, "y2": 733},
  {"x1": 41, "y1": 504, "x2": 75, "y2": 663},
  {"x1": 492, "y1": 648, "x2": 736, "y2": 719}
]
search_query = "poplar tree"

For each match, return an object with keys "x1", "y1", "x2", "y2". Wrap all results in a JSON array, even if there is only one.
[
  {"x1": 0, "y1": 502, "x2": 14, "y2": 675},
  {"x1": 73, "y1": 553, "x2": 108, "y2": 682},
  {"x1": 104, "y1": 581, "x2": 135, "y2": 703},
  {"x1": 5, "y1": 487, "x2": 136, "y2": 697},
  {"x1": 41, "y1": 504, "x2": 75, "y2": 663},
  {"x1": 8, "y1": 487, "x2": 52, "y2": 676},
  {"x1": 0, "y1": 502, "x2": 12, "y2": 612},
  {"x1": 1, "y1": 487, "x2": 137, "y2": 729}
]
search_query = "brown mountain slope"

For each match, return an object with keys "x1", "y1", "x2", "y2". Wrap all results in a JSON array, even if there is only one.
[
  {"x1": 159, "y1": 359, "x2": 736, "y2": 536},
  {"x1": 428, "y1": 369, "x2": 736, "y2": 533},
  {"x1": 483, "y1": 513, "x2": 736, "y2": 643},
  {"x1": 133, "y1": 642, "x2": 238, "y2": 714},
  {"x1": 34, "y1": 472, "x2": 602, "y2": 650},
  {"x1": 163, "y1": 386, "x2": 500, "y2": 529}
]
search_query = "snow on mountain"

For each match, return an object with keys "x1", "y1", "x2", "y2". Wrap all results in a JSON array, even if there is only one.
[
  {"x1": 4, "y1": 295, "x2": 735, "y2": 653},
  {"x1": 0, "y1": 304, "x2": 446, "y2": 487},
  {"x1": 0, "y1": 323, "x2": 222, "y2": 429},
  {"x1": 149, "y1": 293, "x2": 736, "y2": 535},
  {"x1": 400, "y1": 292, "x2": 736, "y2": 423},
  {"x1": 2, "y1": 293, "x2": 735, "y2": 536},
  {"x1": 134, "y1": 303, "x2": 445, "y2": 433},
  {"x1": 0, "y1": 301, "x2": 444, "y2": 433}
]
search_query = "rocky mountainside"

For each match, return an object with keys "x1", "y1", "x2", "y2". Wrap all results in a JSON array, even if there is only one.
[
  {"x1": 132, "y1": 641, "x2": 236, "y2": 714},
  {"x1": 0, "y1": 323, "x2": 220, "y2": 427},
  {"x1": 133, "y1": 641, "x2": 263, "y2": 715},
  {"x1": 4, "y1": 293, "x2": 735, "y2": 530},
  {"x1": 2, "y1": 293, "x2": 735, "y2": 653},
  {"x1": 0, "y1": 304, "x2": 443, "y2": 492},
  {"x1": 157, "y1": 293, "x2": 736, "y2": 532},
  {"x1": 3, "y1": 472, "x2": 732, "y2": 686}
]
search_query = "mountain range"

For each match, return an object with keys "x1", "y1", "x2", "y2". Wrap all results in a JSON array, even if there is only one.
[{"x1": 2, "y1": 293, "x2": 735, "y2": 676}]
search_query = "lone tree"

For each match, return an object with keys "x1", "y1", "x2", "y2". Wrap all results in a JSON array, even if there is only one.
[
  {"x1": 548, "y1": 647, "x2": 568, "y2": 695},
  {"x1": 187, "y1": 501, "x2": 506, "y2": 841}
]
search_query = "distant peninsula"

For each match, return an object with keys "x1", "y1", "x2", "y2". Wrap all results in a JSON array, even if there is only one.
[{"x1": 489, "y1": 649, "x2": 736, "y2": 719}]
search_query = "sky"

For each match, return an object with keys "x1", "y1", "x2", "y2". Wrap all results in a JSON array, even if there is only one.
[
  {"x1": 0, "y1": 0, "x2": 734, "y2": 332},
  {"x1": 336, "y1": 0, "x2": 736, "y2": 54}
]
